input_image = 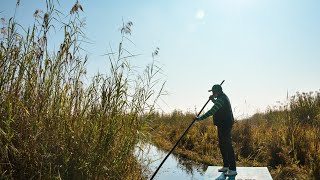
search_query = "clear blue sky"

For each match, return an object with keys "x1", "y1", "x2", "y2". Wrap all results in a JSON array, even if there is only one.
[{"x1": 2, "y1": 0, "x2": 320, "y2": 118}]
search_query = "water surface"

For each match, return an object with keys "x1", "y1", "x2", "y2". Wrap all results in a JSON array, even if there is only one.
[{"x1": 136, "y1": 143, "x2": 209, "y2": 180}]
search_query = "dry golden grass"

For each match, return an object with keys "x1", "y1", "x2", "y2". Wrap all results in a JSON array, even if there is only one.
[{"x1": 0, "y1": 1, "x2": 164, "y2": 179}]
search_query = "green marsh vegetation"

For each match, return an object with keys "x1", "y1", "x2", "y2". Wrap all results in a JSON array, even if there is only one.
[
  {"x1": 148, "y1": 91, "x2": 320, "y2": 179},
  {"x1": 0, "y1": 0, "x2": 164, "y2": 179}
]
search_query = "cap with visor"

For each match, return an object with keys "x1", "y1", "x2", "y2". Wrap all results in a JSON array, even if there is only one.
[{"x1": 208, "y1": 84, "x2": 222, "y2": 93}]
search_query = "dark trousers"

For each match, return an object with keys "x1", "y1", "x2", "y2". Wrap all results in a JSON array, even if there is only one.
[{"x1": 218, "y1": 126, "x2": 236, "y2": 171}]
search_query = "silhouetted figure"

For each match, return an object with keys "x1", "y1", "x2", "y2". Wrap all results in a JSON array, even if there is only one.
[{"x1": 195, "y1": 84, "x2": 237, "y2": 177}]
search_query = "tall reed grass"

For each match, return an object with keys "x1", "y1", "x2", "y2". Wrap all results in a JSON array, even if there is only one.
[
  {"x1": 0, "y1": 1, "x2": 164, "y2": 179},
  {"x1": 148, "y1": 91, "x2": 320, "y2": 179}
]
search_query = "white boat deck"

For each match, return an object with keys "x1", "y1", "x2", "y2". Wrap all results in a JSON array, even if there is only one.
[{"x1": 204, "y1": 166, "x2": 273, "y2": 180}]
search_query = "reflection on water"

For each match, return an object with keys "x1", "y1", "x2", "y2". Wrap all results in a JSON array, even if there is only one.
[
  {"x1": 135, "y1": 142, "x2": 209, "y2": 180},
  {"x1": 175, "y1": 155, "x2": 208, "y2": 177}
]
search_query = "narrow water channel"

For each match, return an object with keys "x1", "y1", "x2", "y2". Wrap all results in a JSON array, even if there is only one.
[{"x1": 136, "y1": 143, "x2": 209, "y2": 180}]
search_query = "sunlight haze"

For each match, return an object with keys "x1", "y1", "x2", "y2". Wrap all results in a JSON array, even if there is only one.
[{"x1": 2, "y1": 0, "x2": 319, "y2": 119}]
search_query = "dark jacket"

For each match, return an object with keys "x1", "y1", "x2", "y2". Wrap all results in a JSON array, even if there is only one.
[
  {"x1": 213, "y1": 93, "x2": 234, "y2": 128},
  {"x1": 199, "y1": 92, "x2": 234, "y2": 128}
]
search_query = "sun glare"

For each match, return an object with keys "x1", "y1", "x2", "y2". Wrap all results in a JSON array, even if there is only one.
[{"x1": 196, "y1": 10, "x2": 205, "y2": 20}]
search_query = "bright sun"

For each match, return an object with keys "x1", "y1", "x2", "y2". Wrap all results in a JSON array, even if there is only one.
[{"x1": 196, "y1": 10, "x2": 205, "y2": 20}]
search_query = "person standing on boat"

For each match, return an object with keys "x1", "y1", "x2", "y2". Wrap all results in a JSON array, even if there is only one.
[{"x1": 194, "y1": 84, "x2": 237, "y2": 176}]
